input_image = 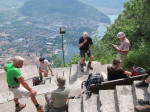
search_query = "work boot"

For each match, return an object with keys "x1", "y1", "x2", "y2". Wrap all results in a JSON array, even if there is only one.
[
  {"x1": 136, "y1": 81, "x2": 148, "y2": 88},
  {"x1": 88, "y1": 62, "x2": 93, "y2": 70},
  {"x1": 40, "y1": 76, "x2": 43, "y2": 81},
  {"x1": 138, "y1": 99, "x2": 150, "y2": 105},
  {"x1": 83, "y1": 62, "x2": 86, "y2": 66},
  {"x1": 135, "y1": 105, "x2": 150, "y2": 112},
  {"x1": 37, "y1": 105, "x2": 46, "y2": 112},
  {"x1": 80, "y1": 63, "x2": 84, "y2": 72},
  {"x1": 16, "y1": 104, "x2": 26, "y2": 112}
]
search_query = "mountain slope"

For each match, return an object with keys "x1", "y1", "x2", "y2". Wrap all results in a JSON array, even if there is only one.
[
  {"x1": 19, "y1": 0, "x2": 110, "y2": 23},
  {"x1": 80, "y1": 0, "x2": 129, "y2": 9}
]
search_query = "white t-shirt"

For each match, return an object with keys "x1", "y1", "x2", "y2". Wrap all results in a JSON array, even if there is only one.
[{"x1": 39, "y1": 60, "x2": 50, "y2": 70}]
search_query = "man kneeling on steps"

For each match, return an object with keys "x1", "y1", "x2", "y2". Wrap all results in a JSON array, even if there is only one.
[
  {"x1": 45, "y1": 76, "x2": 70, "y2": 112},
  {"x1": 3, "y1": 56, "x2": 45, "y2": 112},
  {"x1": 79, "y1": 32, "x2": 94, "y2": 72}
]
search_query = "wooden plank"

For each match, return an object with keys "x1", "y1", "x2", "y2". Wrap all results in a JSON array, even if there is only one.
[{"x1": 90, "y1": 74, "x2": 149, "y2": 93}]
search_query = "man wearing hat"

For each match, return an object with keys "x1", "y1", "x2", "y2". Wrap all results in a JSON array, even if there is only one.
[
  {"x1": 79, "y1": 32, "x2": 94, "y2": 72},
  {"x1": 39, "y1": 57, "x2": 55, "y2": 81},
  {"x1": 44, "y1": 76, "x2": 70, "y2": 111},
  {"x1": 107, "y1": 59, "x2": 132, "y2": 81},
  {"x1": 113, "y1": 32, "x2": 130, "y2": 67}
]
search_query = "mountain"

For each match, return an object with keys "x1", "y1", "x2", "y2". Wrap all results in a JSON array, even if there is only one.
[
  {"x1": 19, "y1": 0, "x2": 111, "y2": 24},
  {"x1": 80, "y1": 0, "x2": 129, "y2": 9}
]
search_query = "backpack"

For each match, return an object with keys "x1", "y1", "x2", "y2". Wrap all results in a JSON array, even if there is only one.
[
  {"x1": 33, "y1": 77, "x2": 40, "y2": 86},
  {"x1": 82, "y1": 73, "x2": 103, "y2": 95},
  {"x1": 132, "y1": 66, "x2": 146, "y2": 76}
]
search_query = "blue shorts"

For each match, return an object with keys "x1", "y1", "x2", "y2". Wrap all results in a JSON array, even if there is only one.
[{"x1": 80, "y1": 50, "x2": 92, "y2": 57}]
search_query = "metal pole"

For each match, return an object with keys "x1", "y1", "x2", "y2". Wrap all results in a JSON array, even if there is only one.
[{"x1": 62, "y1": 35, "x2": 65, "y2": 67}]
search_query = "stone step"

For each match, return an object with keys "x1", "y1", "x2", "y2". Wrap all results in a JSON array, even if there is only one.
[
  {"x1": 20, "y1": 65, "x2": 39, "y2": 80},
  {"x1": 82, "y1": 94, "x2": 92, "y2": 112},
  {"x1": 63, "y1": 67, "x2": 71, "y2": 84},
  {"x1": 69, "y1": 64, "x2": 78, "y2": 84},
  {"x1": 0, "y1": 69, "x2": 5, "y2": 74},
  {"x1": 80, "y1": 61, "x2": 101, "y2": 75},
  {"x1": 45, "y1": 77, "x2": 51, "y2": 85},
  {"x1": 53, "y1": 67, "x2": 65, "y2": 77},
  {"x1": 0, "y1": 84, "x2": 57, "y2": 104},
  {"x1": 0, "y1": 72, "x2": 8, "y2": 93},
  {"x1": 99, "y1": 90, "x2": 117, "y2": 112},
  {"x1": 82, "y1": 93, "x2": 100, "y2": 112},
  {"x1": 115, "y1": 85, "x2": 135, "y2": 112},
  {"x1": 68, "y1": 98, "x2": 82, "y2": 112},
  {"x1": 132, "y1": 81, "x2": 150, "y2": 105},
  {"x1": 89, "y1": 94, "x2": 100, "y2": 112},
  {"x1": 0, "y1": 94, "x2": 46, "y2": 112},
  {"x1": 51, "y1": 67, "x2": 70, "y2": 85}
]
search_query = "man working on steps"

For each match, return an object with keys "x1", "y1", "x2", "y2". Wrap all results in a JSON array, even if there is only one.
[
  {"x1": 39, "y1": 57, "x2": 55, "y2": 81},
  {"x1": 79, "y1": 32, "x2": 94, "y2": 72},
  {"x1": 107, "y1": 59, "x2": 132, "y2": 81},
  {"x1": 3, "y1": 56, "x2": 45, "y2": 112}
]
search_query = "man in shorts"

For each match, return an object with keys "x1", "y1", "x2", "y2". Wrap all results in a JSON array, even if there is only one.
[
  {"x1": 3, "y1": 56, "x2": 45, "y2": 112},
  {"x1": 79, "y1": 32, "x2": 94, "y2": 71},
  {"x1": 39, "y1": 57, "x2": 55, "y2": 81}
]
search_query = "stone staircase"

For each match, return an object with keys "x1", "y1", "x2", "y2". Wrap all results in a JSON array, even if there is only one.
[
  {"x1": 68, "y1": 81, "x2": 150, "y2": 112},
  {"x1": 0, "y1": 61, "x2": 149, "y2": 112}
]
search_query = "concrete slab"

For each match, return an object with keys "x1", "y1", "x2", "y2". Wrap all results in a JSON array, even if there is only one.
[
  {"x1": 115, "y1": 86, "x2": 135, "y2": 112},
  {"x1": 0, "y1": 94, "x2": 46, "y2": 112},
  {"x1": 99, "y1": 90, "x2": 116, "y2": 112},
  {"x1": 83, "y1": 93, "x2": 99, "y2": 112},
  {"x1": 20, "y1": 65, "x2": 39, "y2": 80},
  {"x1": 63, "y1": 67, "x2": 71, "y2": 84},
  {"x1": 0, "y1": 72, "x2": 8, "y2": 93},
  {"x1": 69, "y1": 64, "x2": 78, "y2": 84},
  {"x1": 132, "y1": 81, "x2": 150, "y2": 105},
  {"x1": 89, "y1": 94, "x2": 100, "y2": 112},
  {"x1": 84, "y1": 61, "x2": 101, "y2": 75},
  {"x1": 68, "y1": 98, "x2": 82, "y2": 112},
  {"x1": 0, "y1": 69, "x2": 5, "y2": 74},
  {"x1": 82, "y1": 94, "x2": 91, "y2": 112}
]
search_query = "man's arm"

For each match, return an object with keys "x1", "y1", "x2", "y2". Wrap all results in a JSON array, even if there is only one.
[
  {"x1": 124, "y1": 71, "x2": 132, "y2": 76},
  {"x1": 115, "y1": 47, "x2": 129, "y2": 53},
  {"x1": 3, "y1": 66, "x2": 7, "y2": 72},
  {"x1": 87, "y1": 44, "x2": 92, "y2": 53},
  {"x1": 18, "y1": 77, "x2": 37, "y2": 95},
  {"x1": 48, "y1": 65, "x2": 55, "y2": 76},
  {"x1": 79, "y1": 39, "x2": 87, "y2": 48}
]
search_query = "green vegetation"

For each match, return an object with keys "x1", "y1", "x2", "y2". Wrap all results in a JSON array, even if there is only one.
[
  {"x1": 46, "y1": 54, "x2": 62, "y2": 67},
  {"x1": 69, "y1": 0, "x2": 150, "y2": 70},
  {"x1": 19, "y1": 0, "x2": 110, "y2": 24}
]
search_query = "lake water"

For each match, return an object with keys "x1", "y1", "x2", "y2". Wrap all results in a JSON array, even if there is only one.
[{"x1": 59, "y1": 15, "x2": 119, "y2": 64}]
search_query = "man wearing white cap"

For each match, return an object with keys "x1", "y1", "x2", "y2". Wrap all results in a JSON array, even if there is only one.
[{"x1": 113, "y1": 32, "x2": 130, "y2": 67}]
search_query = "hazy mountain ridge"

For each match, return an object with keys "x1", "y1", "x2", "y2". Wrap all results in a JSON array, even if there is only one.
[
  {"x1": 80, "y1": 0, "x2": 129, "y2": 9},
  {"x1": 19, "y1": 0, "x2": 111, "y2": 24}
]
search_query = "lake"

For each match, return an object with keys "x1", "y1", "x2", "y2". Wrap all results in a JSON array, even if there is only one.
[{"x1": 59, "y1": 15, "x2": 119, "y2": 64}]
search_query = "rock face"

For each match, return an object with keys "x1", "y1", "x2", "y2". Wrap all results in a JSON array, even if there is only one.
[{"x1": 0, "y1": 61, "x2": 148, "y2": 112}]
